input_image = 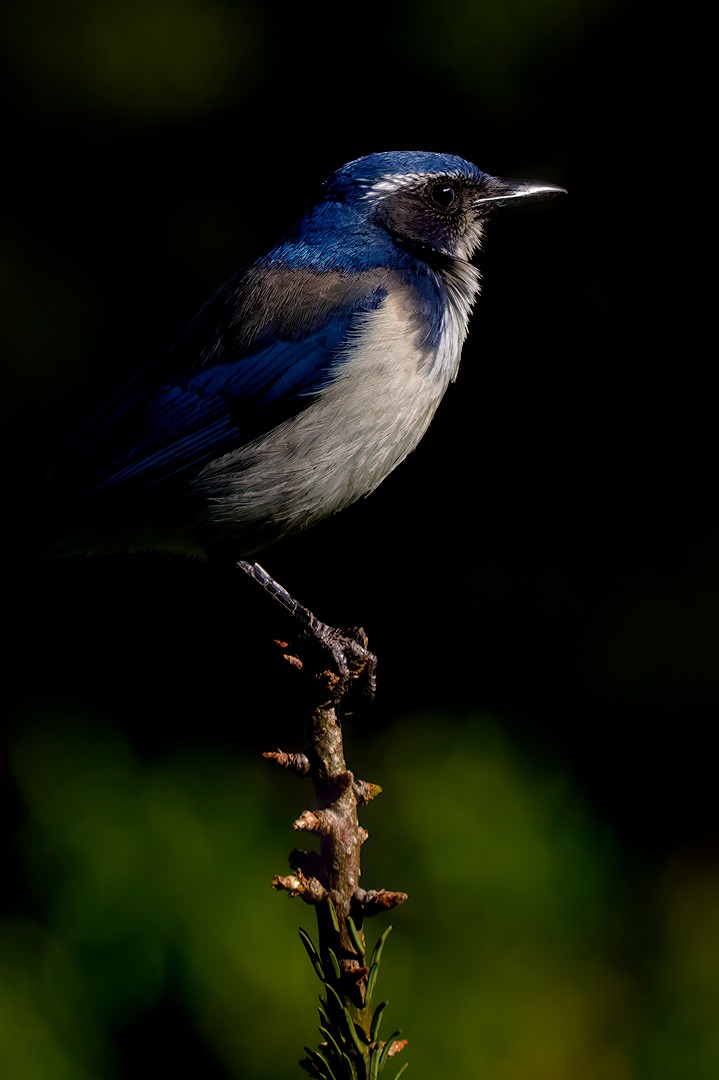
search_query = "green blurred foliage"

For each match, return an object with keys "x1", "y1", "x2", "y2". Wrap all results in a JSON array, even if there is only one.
[
  {"x1": 2, "y1": 0, "x2": 259, "y2": 119},
  {"x1": 411, "y1": 0, "x2": 620, "y2": 118},
  {"x1": 5, "y1": 711, "x2": 309, "y2": 1077},
  {"x1": 2, "y1": 712, "x2": 717, "y2": 1079}
]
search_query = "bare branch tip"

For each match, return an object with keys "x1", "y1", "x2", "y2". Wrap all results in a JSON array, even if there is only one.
[
  {"x1": 353, "y1": 779, "x2": 383, "y2": 804},
  {"x1": 293, "y1": 809, "x2": 332, "y2": 835},
  {"x1": 262, "y1": 749, "x2": 310, "y2": 775},
  {"x1": 355, "y1": 888, "x2": 409, "y2": 915},
  {"x1": 272, "y1": 870, "x2": 327, "y2": 905}
]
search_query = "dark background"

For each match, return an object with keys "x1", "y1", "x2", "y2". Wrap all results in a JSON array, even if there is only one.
[{"x1": 1, "y1": 2, "x2": 716, "y2": 1078}]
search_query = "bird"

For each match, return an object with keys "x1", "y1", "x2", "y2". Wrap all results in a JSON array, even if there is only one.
[{"x1": 45, "y1": 151, "x2": 565, "y2": 565}]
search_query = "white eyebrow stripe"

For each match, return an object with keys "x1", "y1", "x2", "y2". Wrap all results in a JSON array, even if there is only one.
[{"x1": 361, "y1": 170, "x2": 465, "y2": 200}]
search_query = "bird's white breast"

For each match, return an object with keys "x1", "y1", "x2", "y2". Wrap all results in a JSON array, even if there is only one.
[{"x1": 196, "y1": 269, "x2": 479, "y2": 552}]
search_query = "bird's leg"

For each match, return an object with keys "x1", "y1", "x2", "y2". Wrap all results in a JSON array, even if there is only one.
[{"x1": 236, "y1": 561, "x2": 377, "y2": 701}]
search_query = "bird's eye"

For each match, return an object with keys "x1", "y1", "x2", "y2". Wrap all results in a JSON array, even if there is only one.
[{"x1": 431, "y1": 183, "x2": 457, "y2": 209}]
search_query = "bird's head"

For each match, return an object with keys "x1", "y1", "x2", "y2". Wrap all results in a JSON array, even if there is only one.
[{"x1": 324, "y1": 150, "x2": 565, "y2": 261}]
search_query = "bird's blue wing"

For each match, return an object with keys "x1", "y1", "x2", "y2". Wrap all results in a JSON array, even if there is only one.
[
  {"x1": 91, "y1": 333, "x2": 349, "y2": 491},
  {"x1": 51, "y1": 263, "x2": 390, "y2": 504}
]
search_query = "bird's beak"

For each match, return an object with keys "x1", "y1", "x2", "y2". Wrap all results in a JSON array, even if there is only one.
[{"x1": 475, "y1": 177, "x2": 567, "y2": 207}]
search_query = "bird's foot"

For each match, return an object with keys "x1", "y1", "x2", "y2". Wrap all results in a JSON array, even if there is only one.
[{"x1": 236, "y1": 561, "x2": 377, "y2": 702}]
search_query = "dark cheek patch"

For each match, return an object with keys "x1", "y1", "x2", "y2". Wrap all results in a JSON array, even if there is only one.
[{"x1": 380, "y1": 198, "x2": 450, "y2": 250}]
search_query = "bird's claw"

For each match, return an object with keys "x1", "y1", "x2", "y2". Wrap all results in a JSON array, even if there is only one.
[
  {"x1": 237, "y1": 561, "x2": 377, "y2": 703},
  {"x1": 310, "y1": 622, "x2": 378, "y2": 701}
]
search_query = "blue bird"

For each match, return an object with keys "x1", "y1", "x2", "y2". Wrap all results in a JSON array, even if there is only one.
[{"x1": 47, "y1": 151, "x2": 564, "y2": 563}]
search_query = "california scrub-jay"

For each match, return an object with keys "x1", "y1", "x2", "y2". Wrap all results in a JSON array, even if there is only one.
[{"x1": 47, "y1": 151, "x2": 564, "y2": 563}]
